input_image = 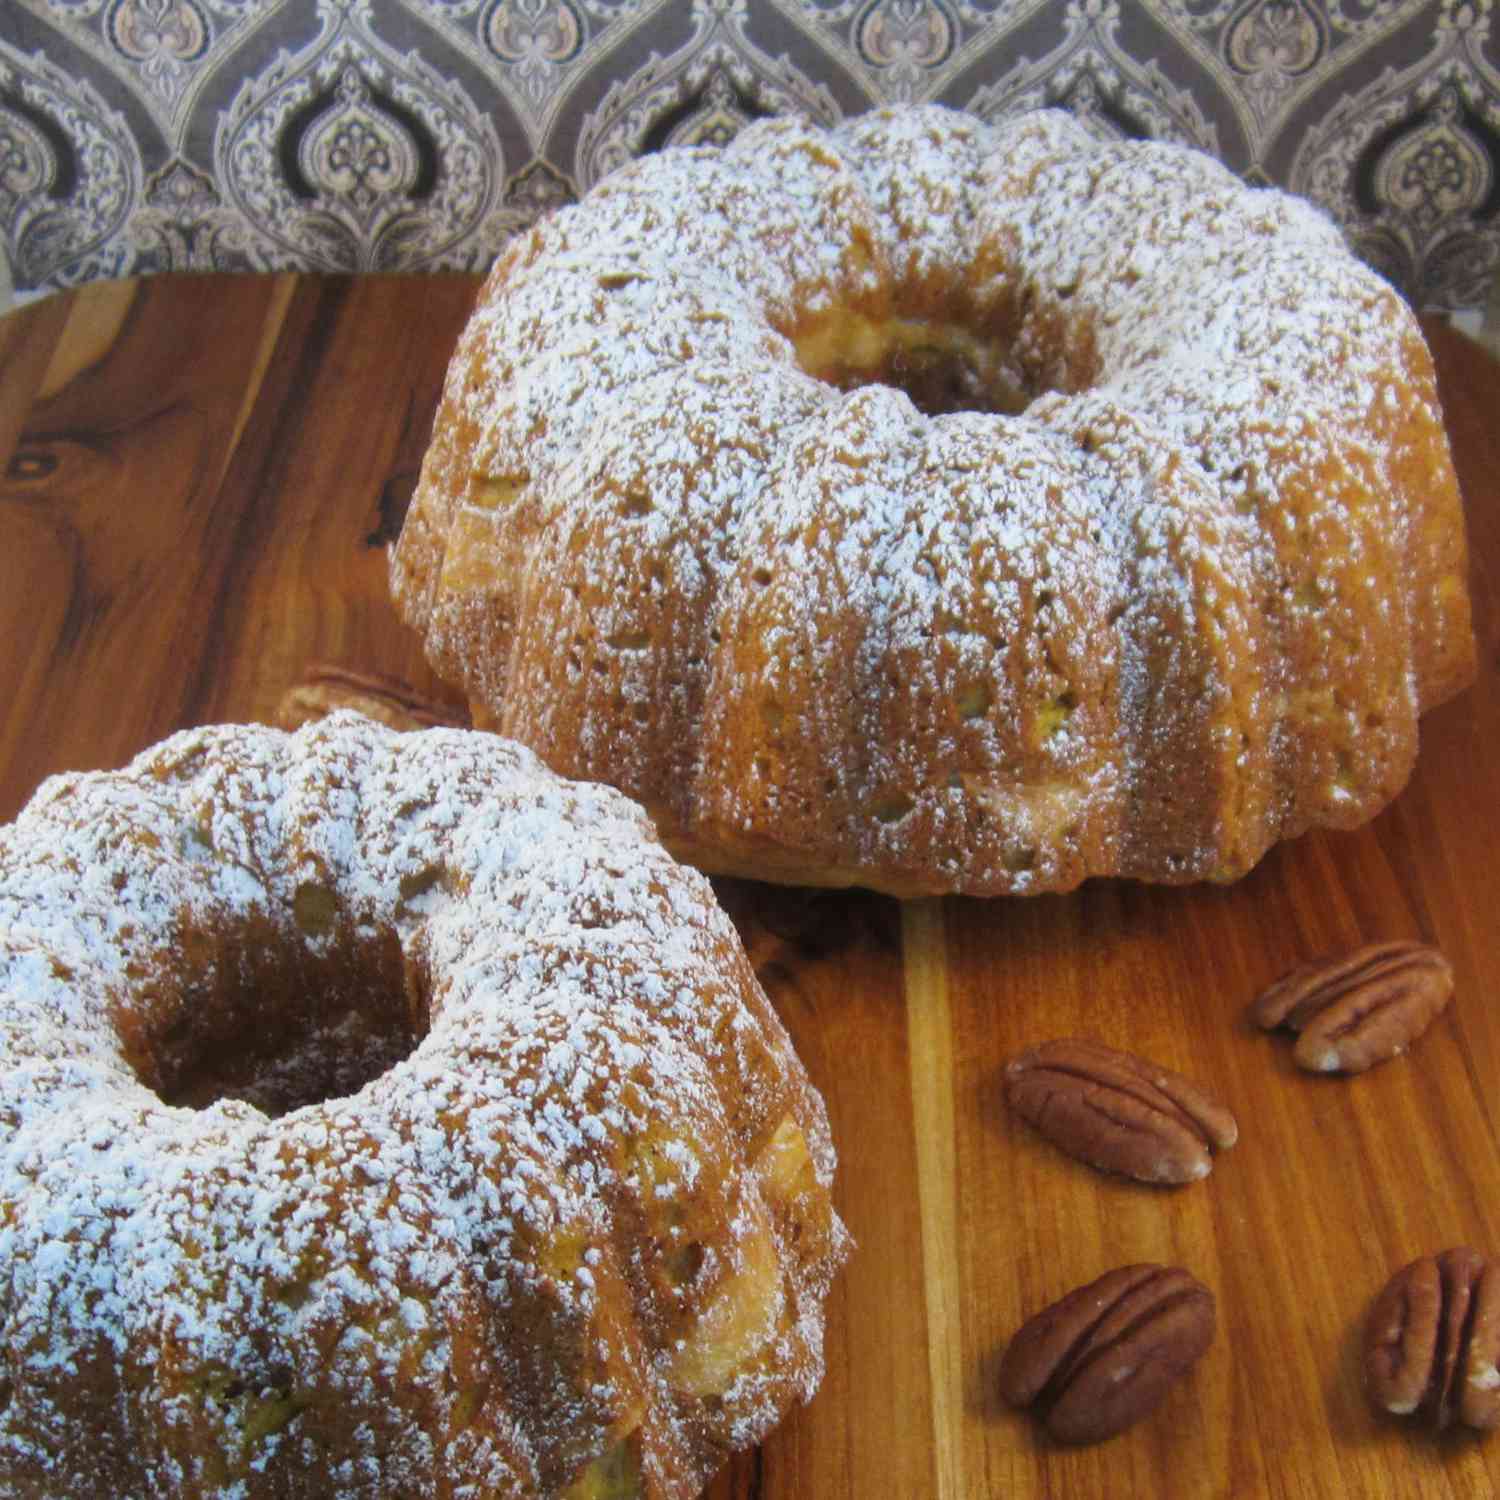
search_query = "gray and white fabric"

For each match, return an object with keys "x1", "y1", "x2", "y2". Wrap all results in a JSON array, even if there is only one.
[{"x1": 4, "y1": 0, "x2": 1498, "y2": 310}]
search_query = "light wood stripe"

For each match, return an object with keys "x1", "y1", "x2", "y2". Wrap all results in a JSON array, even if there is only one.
[
  {"x1": 216, "y1": 272, "x2": 298, "y2": 491},
  {"x1": 902, "y1": 897, "x2": 964, "y2": 1500},
  {"x1": 40, "y1": 279, "x2": 139, "y2": 399}
]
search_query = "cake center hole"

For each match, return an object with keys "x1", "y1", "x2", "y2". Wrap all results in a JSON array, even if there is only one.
[
  {"x1": 133, "y1": 904, "x2": 429, "y2": 1118},
  {"x1": 792, "y1": 313, "x2": 1031, "y2": 418}
]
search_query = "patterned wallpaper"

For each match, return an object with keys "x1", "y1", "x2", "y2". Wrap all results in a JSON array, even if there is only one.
[{"x1": 4, "y1": 0, "x2": 1499, "y2": 310}]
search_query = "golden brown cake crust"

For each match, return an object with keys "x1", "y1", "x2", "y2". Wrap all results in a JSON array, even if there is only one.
[
  {"x1": 0, "y1": 715, "x2": 848, "y2": 1497},
  {"x1": 391, "y1": 105, "x2": 1475, "y2": 898}
]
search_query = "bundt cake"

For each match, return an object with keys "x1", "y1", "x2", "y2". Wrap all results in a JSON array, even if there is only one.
[
  {"x1": 389, "y1": 104, "x2": 1476, "y2": 897},
  {"x1": 0, "y1": 714, "x2": 849, "y2": 1498}
]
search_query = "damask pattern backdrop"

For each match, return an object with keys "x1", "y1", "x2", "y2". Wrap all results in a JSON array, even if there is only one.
[{"x1": 3, "y1": 0, "x2": 1499, "y2": 310}]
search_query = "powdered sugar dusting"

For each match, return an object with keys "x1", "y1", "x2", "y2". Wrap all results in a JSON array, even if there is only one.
[
  {"x1": 0, "y1": 714, "x2": 848, "y2": 1497},
  {"x1": 390, "y1": 103, "x2": 1472, "y2": 897}
]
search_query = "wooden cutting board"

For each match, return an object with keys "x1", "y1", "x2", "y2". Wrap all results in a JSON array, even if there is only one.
[{"x1": 2, "y1": 274, "x2": 1498, "y2": 1499}]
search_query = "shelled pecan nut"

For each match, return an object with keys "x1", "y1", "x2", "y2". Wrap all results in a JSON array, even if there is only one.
[
  {"x1": 276, "y1": 664, "x2": 470, "y2": 734},
  {"x1": 1003, "y1": 1038, "x2": 1238, "y2": 1184},
  {"x1": 1251, "y1": 940, "x2": 1453, "y2": 1074},
  {"x1": 999, "y1": 1264, "x2": 1216, "y2": 1444},
  {"x1": 1364, "y1": 1247, "x2": 1500, "y2": 1431}
]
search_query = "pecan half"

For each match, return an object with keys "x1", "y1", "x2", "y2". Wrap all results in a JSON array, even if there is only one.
[
  {"x1": 1365, "y1": 1248, "x2": 1500, "y2": 1431},
  {"x1": 999, "y1": 1264, "x2": 1216, "y2": 1444},
  {"x1": 276, "y1": 664, "x2": 470, "y2": 734},
  {"x1": 1003, "y1": 1038, "x2": 1238, "y2": 1184},
  {"x1": 1251, "y1": 940, "x2": 1453, "y2": 1074}
]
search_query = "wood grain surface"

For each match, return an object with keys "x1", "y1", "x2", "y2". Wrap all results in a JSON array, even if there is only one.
[{"x1": 2, "y1": 275, "x2": 1498, "y2": 1499}]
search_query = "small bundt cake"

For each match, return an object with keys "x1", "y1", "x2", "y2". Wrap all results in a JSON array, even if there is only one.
[
  {"x1": 0, "y1": 715, "x2": 848, "y2": 1498},
  {"x1": 390, "y1": 104, "x2": 1475, "y2": 897}
]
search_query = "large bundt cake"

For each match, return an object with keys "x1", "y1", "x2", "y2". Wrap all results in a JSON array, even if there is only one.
[
  {"x1": 0, "y1": 714, "x2": 848, "y2": 1497},
  {"x1": 390, "y1": 104, "x2": 1475, "y2": 897}
]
